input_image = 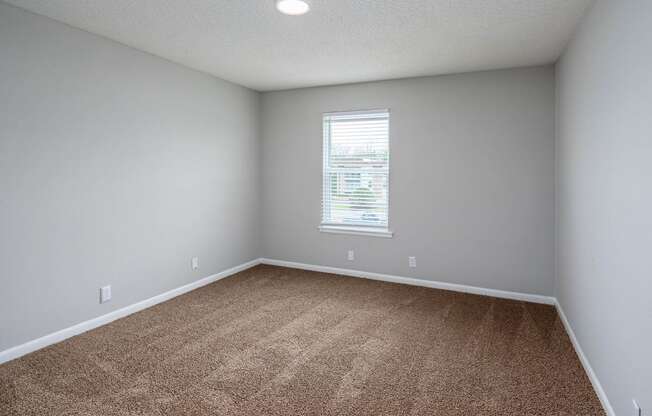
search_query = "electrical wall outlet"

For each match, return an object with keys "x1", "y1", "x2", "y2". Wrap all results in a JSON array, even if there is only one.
[
  {"x1": 633, "y1": 399, "x2": 641, "y2": 416},
  {"x1": 408, "y1": 256, "x2": 416, "y2": 268},
  {"x1": 100, "y1": 285, "x2": 111, "y2": 304},
  {"x1": 191, "y1": 257, "x2": 199, "y2": 270},
  {"x1": 347, "y1": 250, "x2": 355, "y2": 261}
]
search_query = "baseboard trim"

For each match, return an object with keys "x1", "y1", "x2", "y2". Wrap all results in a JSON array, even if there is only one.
[
  {"x1": 555, "y1": 300, "x2": 615, "y2": 416},
  {"x1": 0, "y1": 259, "x2": 261, "y2": 365},
  {"x1": 0, "y1": 257, "x2": 611, "y2": 416},
  {"x1": 259, "y1": 258, "x2": 555, "y2": 305},
  {"x1": 261, "y1": 258, "x2": 613, "y2": 414}
]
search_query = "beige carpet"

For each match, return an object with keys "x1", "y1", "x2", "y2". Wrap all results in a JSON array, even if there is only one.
[{"x1": 0, "y1": 265, "x2": 604, "y2": 415}]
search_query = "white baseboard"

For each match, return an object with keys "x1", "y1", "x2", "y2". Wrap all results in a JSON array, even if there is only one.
[
  {"x1": 259, "y1": 258, "x2": 555, "y2": 305},
  {"x1": 0, "y1": 257, "x2": 611, "y2": 416},
  {"x1": 555, "y1": 300, "x2": 615, "y2": 416},
  {"x1": 0, "y1": 259, "x2": 261, "y2": 365},
  {"x1": 261, "y1": 259, "x2": 613, "y2": 414}
]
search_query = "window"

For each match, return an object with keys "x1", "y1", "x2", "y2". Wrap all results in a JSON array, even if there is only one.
[{"x1": 320, "y1": 109, "x2": 392, "y2": 237}]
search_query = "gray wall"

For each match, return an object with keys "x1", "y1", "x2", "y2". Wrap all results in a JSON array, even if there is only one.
[
  {"x1": 0, "y1": 3, "x2": 260, "y2": 351},
  {"x1": 261, "y1": 67, "x2": 555, "y2": 296},
  {"x1": 556, "y1": 1, "x2": 652, "y2": 414}
]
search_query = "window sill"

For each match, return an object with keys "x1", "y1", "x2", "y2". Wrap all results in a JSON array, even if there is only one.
[{"x1": 318, "y1": 225, "x2": 394, "y2": 238}]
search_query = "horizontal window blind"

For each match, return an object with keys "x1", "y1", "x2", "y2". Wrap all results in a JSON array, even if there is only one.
[{"x1": 322, "y1": 110, "x2": 389, "y2": 229}]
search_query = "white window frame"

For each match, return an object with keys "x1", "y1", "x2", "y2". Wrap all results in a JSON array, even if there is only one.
[{"x1": 319, "y1": 109, "x2": 393, "y2": 238}]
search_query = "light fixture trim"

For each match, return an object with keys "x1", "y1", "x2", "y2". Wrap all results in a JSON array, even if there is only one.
[{"x1": 276, "y1": 0, "x2": 310, "y2": 16}]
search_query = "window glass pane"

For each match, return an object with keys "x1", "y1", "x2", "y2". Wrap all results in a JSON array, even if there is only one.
[{"x1": 322, "y1": 110, "x2": 389, "y2": 228}]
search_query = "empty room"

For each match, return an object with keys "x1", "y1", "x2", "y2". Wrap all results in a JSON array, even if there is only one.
[{"x1": 0, "y1": 1, "x2": 649, "y2": 415}]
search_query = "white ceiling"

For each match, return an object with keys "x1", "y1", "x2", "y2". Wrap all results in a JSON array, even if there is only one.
[{"x1": 5, "y1": 0, "x2": 593, "y2": 91}]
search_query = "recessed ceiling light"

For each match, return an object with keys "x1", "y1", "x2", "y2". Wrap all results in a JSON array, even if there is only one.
[{"x1": 276, "y1": 0, "x2": 310, "y2": 16}]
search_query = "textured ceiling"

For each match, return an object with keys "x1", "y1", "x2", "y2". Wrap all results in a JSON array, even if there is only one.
[{"x1": 5, "y1": 0, "x2": 593, "y2": 91}]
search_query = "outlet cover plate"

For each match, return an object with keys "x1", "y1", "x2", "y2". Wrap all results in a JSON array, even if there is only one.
[{"x1": 100, "y1": 286, "x2": 111, "y2": 304}]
